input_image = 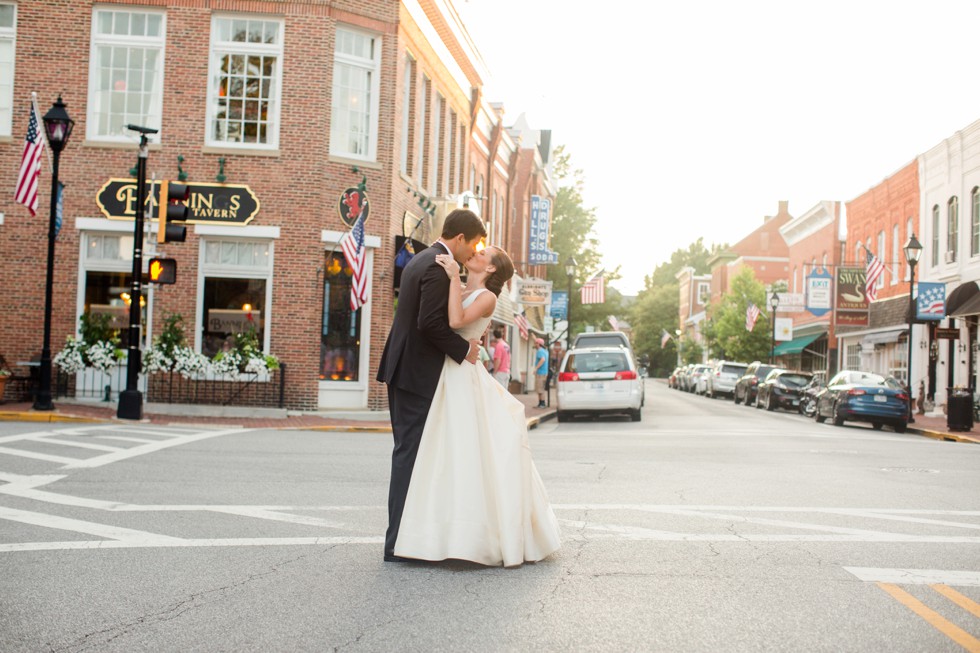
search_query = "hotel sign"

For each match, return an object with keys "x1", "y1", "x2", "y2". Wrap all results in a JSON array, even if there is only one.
[{"x1": 96, "y1": 178, "x2": 260, "y2": 225}]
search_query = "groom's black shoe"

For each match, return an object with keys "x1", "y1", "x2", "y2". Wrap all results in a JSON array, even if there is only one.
[{"x1": 384, "y1": 554, "x2": 411, "y2": 562}]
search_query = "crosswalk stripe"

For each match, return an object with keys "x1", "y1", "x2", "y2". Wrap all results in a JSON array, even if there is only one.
[
  {"x1": 27, "y1": 437, "x2": 122, "y2": 452},
  {"x1": 0, "y1": 446, "x2": 82, "y2": 464}
]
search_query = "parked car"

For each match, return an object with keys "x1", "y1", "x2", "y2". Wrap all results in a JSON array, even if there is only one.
[
  {"x1": 705, "y1": 361, "x2": 747, "y2": 398},
  {"x1": 556, "y1": 346, "x2": 644, "y2": 422},
  {"x1": 690, "y1": 364, "x2": 714, "y2": 395},
  {"x1": 798, "y1": 373, "x2": 827, "y2": 417},
  {"x1": 813, "y1": 370, "x2": 909, "y2": 432},
  {"x1": 733, "y1": 362, "x2": 777, "y2": 406},
  {"x1": 756, "y1": 370, "x2": 813, "y2": 411},
  {"x1": 668, "y1": 367, "x2": 682, "y2": 389}
]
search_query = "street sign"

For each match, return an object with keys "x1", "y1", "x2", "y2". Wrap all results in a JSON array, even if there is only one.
[
  {"x1": 148, "y1": 258, "x2": 176, "y2": 284},
  {"x1": 935, "y1": 327, "x2": 960, "y2": 340}
]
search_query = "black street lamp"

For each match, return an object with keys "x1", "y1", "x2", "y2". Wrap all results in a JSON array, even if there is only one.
[
  {"x1": 769, "y1": 292, "x2": 780, "y2": 365},
  {"x1": 565, "y1": 255, "x2": 577, "y2": 344},
  {"x1": 904, "y1": 233, "x2": 923, "y2": 422},
  {"x1": 34, "y1": 96, "x2": 74, "y2": 411}
]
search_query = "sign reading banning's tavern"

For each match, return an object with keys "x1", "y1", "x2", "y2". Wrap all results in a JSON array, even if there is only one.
[{"x1": 96, "y1": 178, "x2": 260, "y2": 225}]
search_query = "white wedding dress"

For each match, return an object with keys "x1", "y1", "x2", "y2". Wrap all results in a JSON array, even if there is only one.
[{"x1": 394, "y1": 289, "x2": 562, "y2": 567}]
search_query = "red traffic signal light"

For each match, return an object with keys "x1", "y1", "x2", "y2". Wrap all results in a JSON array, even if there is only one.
[
  {"x1": 148, "y1": 257, "x2": 177, "y2": 284},
  {"x1": 157, "y1": 180, "x2": 189, "y2": 243}
]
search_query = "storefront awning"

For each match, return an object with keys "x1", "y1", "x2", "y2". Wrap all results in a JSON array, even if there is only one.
[
  {"x1": 773, "y1": 332, "x2": 824, "y2": 356},
  {"x1": 949, "y1": 292, "x2": 980, "y2": 317},
  {"x1": 863, "y1": 329, "x2": 906, "y2": 345}
]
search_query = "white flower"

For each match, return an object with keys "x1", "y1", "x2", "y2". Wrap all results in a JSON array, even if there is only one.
[
  {"x1": 53, "y1": 337, "x2": 86, "y2": 374},
  {"x1": 86, "y1": 341, "x2": 122, "y2": 372}
]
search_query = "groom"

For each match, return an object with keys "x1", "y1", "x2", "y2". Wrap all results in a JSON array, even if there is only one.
[{"x1": 376, "y1": 208, "x2": 487, "y2": 561}]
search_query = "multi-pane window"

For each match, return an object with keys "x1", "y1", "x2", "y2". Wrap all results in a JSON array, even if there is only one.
[
  {"x1": 0, "y1": 3, "x2": 15, "y2": 137},
  {"x1": 82, "y1": 232, "x2": 144, "y2": 349},
  {"x1": 448, "y1": 110, "x2": 457, "y2": 195},
  {"x1": 932, "y1": 205, "x2": 940, "y2": 267},
  {"x1": 972, "y1": 188, "x2": 979, "y2": 257},
  {"x1": 200, "y1": 238, "x2": 273, "y2": 357},
  {"x1": 321, "y1": 251, "x2": 361, "y2": 382},
  {"x1": 418, "y1": 76, "x2": 429, "y2": 186},
  {"x1": 697, "y1": 282, "x2": 710, "y2": 305},
  {"x1": 208, "y1": 16, "x2": 283, "y2": 147},
  {"x1": 877, "y1": 231, "x2": 885, "y2": 288},
  {"x1": 891, "y1": 225, "x2": 899, "y2": 284},
  {"x1": 846, "y1": 344, "x2": 861, "y2": 370},
  {"x1": 432, "y1": 94, "x2": 443, "y2": 195},
  {"x1": 947, "y1": 196, "x2": 959, "y2": 263},
  {"x1": 400, "y1": 55, "x2": 414, "y2": 175},
  {"x1": 331, "y1": 26, "x2": 379, "y2": 160},
  {"x1": 87, "y1": 7, "x2": 165, "y2": 140},
  {"x1": 906, "y1": 217, "x2": 913, "y2": 280}
]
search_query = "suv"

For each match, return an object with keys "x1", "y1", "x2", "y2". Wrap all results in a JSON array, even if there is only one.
[
  {"x1": 705, "y1": 361, "x2": 747, "y2": 398},
  {"x1": 734, "y1": 361, "x2": 777, "y2": 406},
  {"x1": 556, "y1": 345, "x2": 643, "y2": 422}
]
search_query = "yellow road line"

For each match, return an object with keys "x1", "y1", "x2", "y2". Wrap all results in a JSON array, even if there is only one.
[
  {"x1": 932, "y1": 584, "x2": 980, "y2": 620},
  {"x1": 877, "y1": 583, "x2": 980, "y2": 652}
]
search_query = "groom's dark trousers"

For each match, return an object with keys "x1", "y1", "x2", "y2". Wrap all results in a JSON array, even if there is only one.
[{"x1": 385, "y1": 384, "x2": 433, "y2": 556}]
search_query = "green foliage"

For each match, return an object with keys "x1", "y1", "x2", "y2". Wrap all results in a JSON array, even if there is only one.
[
  {"x1": 156, "y1": 313, "x2": 187, "y2": 356},
  {"x1": 679, "y1": 334, "x2": 704, "y2": 365},
  {"x1": 705, "y1": 267, "x2": 772, "y2": 363},
  {"x1": 79, "y1": 312, "x2": 119, "y2": 346},
  {"x1": 543, "y1": 145, "x2": 622, "y2": 338}
]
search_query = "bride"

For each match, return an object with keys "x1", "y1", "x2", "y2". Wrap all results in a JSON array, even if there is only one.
[{"x1": 393, "y1": 245, "x2": 562, "y2": 567}]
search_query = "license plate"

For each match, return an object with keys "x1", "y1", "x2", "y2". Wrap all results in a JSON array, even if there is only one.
[
  {"x1": 590, "y1": 382, "x2": 605, "y2": 390},
  {"x1": 874, "y1": 395, "x2": 888, "y2": 403}
]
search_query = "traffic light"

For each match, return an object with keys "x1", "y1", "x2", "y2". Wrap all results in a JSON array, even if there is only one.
[
  {"x1": 157, "y1": 180, "x2": 189, "y2": 243},
  {"x1": 148, "y1": 257, "x2": 177, "y2": 284}
]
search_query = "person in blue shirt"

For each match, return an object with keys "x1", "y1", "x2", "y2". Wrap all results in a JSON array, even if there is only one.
[{"x1": 533, "y1": 338, "x2": 548, "y2": 408}]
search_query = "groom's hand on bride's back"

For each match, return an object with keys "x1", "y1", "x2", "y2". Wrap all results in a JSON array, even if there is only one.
[{"x1": 465, "y1": 339, "x2": 480, "y2": 364}]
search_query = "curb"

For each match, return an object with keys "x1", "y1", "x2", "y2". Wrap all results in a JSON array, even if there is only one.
[
  {"x1": 528, "y1": 410, "x2": 557, "y2": 430},
  {"x1": 907, "y1": 426, "x2": 980, "y2": 445},
  {"x1": 0, "y1": 411, "x2": 105, "y2": 423}
]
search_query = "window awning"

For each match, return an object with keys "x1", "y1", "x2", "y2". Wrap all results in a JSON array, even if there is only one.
[
  {"x1": 773, "y1": 332, "x2": 824, "y2": 356},
  {"x1": 863, "y1": 329, "x2": 906, "y2": 345}
]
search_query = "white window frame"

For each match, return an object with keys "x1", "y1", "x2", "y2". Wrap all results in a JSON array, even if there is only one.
[
  {"x1": 399, "y1": 54, "x2": 413, "y2": 175},
  {"x1": 891, "y1": 225, "x2": 899, "y2": 284},
  {"x1": 330, "y1": 25, "x2": 381, "y2": 161},
  {"x1": 205, "y1": 14, "x2": 284, "y2": 150},
  {"x1": 877, "y1": 231, "x2": 885, "y2": 288},
  {"x1": 196, "y1": 234, "x2": 275, "y2": 356},
  {"x1": 947, "y1": 196, "x2": 959, "y2": 263},
  {"x1": 432, "y1": 93, "x2": 443, "y2": 195},
  {"x1": 86, "y1": 6, "x2": 166, "y2": 142},
  {"x1": 0, "y1": 2, "x2": 16, "y2": 138},
  {"x1": 417, "y1": 75, "x2": 429, "y2": 186},
  {"x1": 932, "y1": 205, "x2": 940, "y2": 267},
  {"x1": 906, "y1": 217, "x2": 913, "y2": 280},
  {"x1": 697, "y1": 282, "x2": 710, "y2": 305}
]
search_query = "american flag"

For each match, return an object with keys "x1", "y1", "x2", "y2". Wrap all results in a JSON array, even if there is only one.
[
  {"x1": 745, "y1": 303, "x2": 761, "y2": 331},
  {"x1": 660, "y1": 329, "x2": 671, "y2": 348},
  {"x1": 917, "y1": 283, "x2": 946, "y2": 316},
  {"x1": 580, "y1": 271, "x2": 605, "y2": 304},
  {"x1": 15, "y1": 102, "x2": 45, "y2": 216},
  {"x1": 340, "y1": 213, "x2": 368, "y2": 311},
  {"x1": 514, "y1": 313, "x2": 529, "y2": 341},
  {"x1": 864, "y1": 249, "x2": 885, "y2": 302}
]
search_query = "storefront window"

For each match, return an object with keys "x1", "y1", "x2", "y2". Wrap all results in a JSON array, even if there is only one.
[
  {"x1": 320, "y1": 251, "x2": 360, "y2": 381},
  {"x1": 84, "y1": 270, "x2": 146, "y2": 349},
  {"x1": 202, "y1": 277, "x2": 266, "y2": 357}
]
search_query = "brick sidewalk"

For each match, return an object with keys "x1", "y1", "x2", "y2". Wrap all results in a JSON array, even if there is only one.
[{"x1": 0, "y1": 391, "x2": 557, "y2": 431}]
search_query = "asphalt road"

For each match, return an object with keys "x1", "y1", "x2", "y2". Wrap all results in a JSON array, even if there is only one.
[{"x1": 1, "y1": 381, "x2": 979, "y2": 652}]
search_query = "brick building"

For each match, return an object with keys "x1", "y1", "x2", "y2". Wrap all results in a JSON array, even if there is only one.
[
  {"x1": 775, "y1": 200, "x2": 843, "y2": 374},
  {"x1": 837, "y1": 160, "x2": 919, "y2": 386},
  {"x1": 708, "y1": 201, "x2": 792, "y2": 305},
  {"x1": 0, "y1": 0, "x2": 556, "y2": 410}
]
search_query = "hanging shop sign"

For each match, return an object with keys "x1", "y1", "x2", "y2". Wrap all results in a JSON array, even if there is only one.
[
  {"x1": 806, "y1": 268, "x2": 834, "y2": 317},
  {"x1": 775, "y1": 317, "x2": 794, "y2": 341},
  {"x1": 835, "y1": 266, "x2": 869, "y2": 326},
  {"x1": 916, "y1": 281, "x2": 946, "y2": 321},
  {"x1": 767, "y1": 292, "x2": 806, "y2": 314},
  {"x1": 935, "y1": 327, "x2": 960, "y2": 340},
  {"x1": 339, "y1": 188, "x2": 369, "y2": 228},
  {"x1": 516, "y1": 278, "x2": 553, "y2": 306},
  {"x1": 96, "y1": 178, "x2": 260, "y2": 225},
  {"x1": 528, "y1": 195, "x2": 559, "y2": 264},
  {"x1": 550, "y1": 290, "x2": 568, "y2": 321}
]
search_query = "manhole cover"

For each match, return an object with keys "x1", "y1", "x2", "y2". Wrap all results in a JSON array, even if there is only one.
[{"x1": 880, "y1": 467, "x2": 940, "y2": 473}]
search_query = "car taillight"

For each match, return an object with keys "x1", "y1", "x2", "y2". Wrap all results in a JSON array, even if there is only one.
[
  {"x1": 715, "y1": 371, "x2": 721, "y2": 376},
  {"x1": 750, "y1": 378, "x2": 758, "y2": 385},
  {"x1": 848, "y1": 388, "x2": 866, "y2": 396},
  {"x1": 559, "y1": 372, "x2": 579, "y2": 382},
  {"x1": 615, "y1": 370, "x2": 637, "y2": 380},
  {"x1": 896, "y1": 393, "x2": 909, "y2": 401}
]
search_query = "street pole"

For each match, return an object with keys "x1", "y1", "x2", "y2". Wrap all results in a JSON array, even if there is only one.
[
  {"x1": 907, "y1": 259, "x2": 917, "y2": 424},
  {"x1": 117, "y1": 130, "x2": 152, "y2": 420},
  {"x1": 33, "y1": 140, "x2": 61, "y2": 410}
]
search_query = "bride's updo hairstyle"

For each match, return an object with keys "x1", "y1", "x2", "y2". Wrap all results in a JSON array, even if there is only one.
[{"x1": 485, "y1": 247, "x2": 515, "y2": 297}]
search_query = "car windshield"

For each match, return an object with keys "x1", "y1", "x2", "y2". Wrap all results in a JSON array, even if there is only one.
[
  {"x1": 838, "y1": 372, "x2": 887, "y2": 386},
  {"x1": 566, "y1": 352, "x2": 630, "y2": 373},
  {"x1": 754, "y1": 365, "x2": 775, "y2": 378},
  {"x1": 778, "y1": 374, "x2": 811, "y2": 387},
  {"x1": 722, "y1": 364, "x2": 746, "y2": 374}
]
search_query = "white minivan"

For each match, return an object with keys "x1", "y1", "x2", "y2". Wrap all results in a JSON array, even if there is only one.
[{"x1": 556, "y1": 346, "x2": 643, "y2": 422}]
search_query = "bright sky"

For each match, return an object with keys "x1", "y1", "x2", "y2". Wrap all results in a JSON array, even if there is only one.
[{"x1": 456, "y1": 0, "x2": 980, "y2": 295}]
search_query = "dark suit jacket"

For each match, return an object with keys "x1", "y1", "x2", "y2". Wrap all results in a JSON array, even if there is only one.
[{"x1": 377, "y1": 242, "x2": 470, "y2": 398}]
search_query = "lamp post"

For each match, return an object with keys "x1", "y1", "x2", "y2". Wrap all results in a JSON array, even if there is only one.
[
  {"x1": 34, "y1": 97, "x2": 74, "y2": 411},
  {"x1": 769, "y1": 292, "x2": 780, "y2": 365},
  {"x1": 565, "y1": 255, "x2": 577, "y2": 344},
  {"x1": 904, "y1": 233, "x2": 923, "y2": 423}
]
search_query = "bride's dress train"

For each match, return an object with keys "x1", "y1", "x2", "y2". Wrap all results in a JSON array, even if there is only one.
[{"x1": 394, "y1": 290, "x2": 561, "y2": 566}]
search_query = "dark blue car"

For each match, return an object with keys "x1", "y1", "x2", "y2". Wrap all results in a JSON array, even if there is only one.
[{"x1": 814, "y1": 371, "x2": 909, "y2": 433}]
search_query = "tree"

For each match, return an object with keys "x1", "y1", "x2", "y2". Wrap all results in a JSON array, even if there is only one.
[
  {"x1": 705, "y1": 267, "x2": 771, "y2": 363},
  {"x1": 544, "y1": 145, "x2": 622, "y2": 339}
]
